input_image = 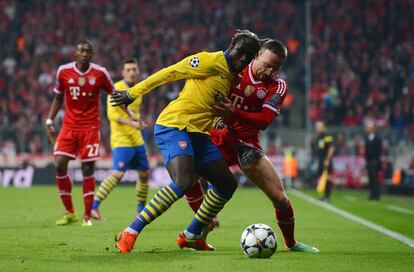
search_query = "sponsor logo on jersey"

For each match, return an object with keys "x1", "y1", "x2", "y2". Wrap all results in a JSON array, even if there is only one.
[
  {"x1": 189, "y1": 57, "x2": 200, "y2": 68},
  {"x1": 244, "y1": 85, "x2": 255, "y2": 97},
  {"x1": 256, "y1": 88, "x2": 266, "y2": 99},
  {"x1": 68, "y1": 78, "x2": 75, "y2": 84},
  {"x1": 88, "y1": 77, "x2": 96, "y2": 85},
  {"x1": 178, "y1": 141, "x2": 187, "y2": 149},
  {"x1": 78, "y1": 77, "x2": 86, "y2": 86}
]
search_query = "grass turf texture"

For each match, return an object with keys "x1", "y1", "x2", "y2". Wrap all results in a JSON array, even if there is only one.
[{"x1": 0, "y1": 186, "x2": 413, "y2": 272}]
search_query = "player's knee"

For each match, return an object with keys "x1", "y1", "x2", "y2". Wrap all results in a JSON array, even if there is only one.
[
  {"x1": 55, "y1": 158, "x2": 68, "y2": 173},
  {"x1": 112, "y1": 170, "x2": 124, "y2": 180},
  {"x1": 175, "y1": 175, "x2": 197, "y2": 193},
  {"x1": 81, "y1": 163, "x2": 95, "y2": 177},
  {"x1": 138, "y1": 170, "x2": 149, "y2": 179}
]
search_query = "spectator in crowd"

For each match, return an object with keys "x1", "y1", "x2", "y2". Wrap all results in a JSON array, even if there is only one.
[{"x1": 364, "y1": 120, "x2": 382, "y2": 200}]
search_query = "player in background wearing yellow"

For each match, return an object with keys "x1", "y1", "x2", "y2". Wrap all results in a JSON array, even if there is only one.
[
  {"x1": 111, "y1": 30, "x2": 261, "y2": 253},
  {"x1": 91, "y1": 58, "x2": 149, "y2": 220}
]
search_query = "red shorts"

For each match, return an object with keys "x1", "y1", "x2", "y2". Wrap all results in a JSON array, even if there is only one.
[
  {"x1": 54, "y1": 126, "x2": 100, "y2": 162},
  {"x1": 210, "y1": 127, "x2": 263, "y2": 167}
]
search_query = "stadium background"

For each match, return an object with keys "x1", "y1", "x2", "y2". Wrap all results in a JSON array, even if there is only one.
[{"x1": 0, "y1": 0, "x2": 413, "y2": 194}]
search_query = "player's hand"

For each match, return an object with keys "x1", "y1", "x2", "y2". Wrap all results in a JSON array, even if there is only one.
[
  {"x1": 130, "y1": 119, "x2": 148, "y2": 130},
  {"x1": 212, "y1": 97, "x2": 234, "y2": 116},
  {"x1": 110, "y1": 90, "x2": 133, "y2": 106},
  {"x1": 45, "y1": 124, "x2": 56, "y2": 145}
]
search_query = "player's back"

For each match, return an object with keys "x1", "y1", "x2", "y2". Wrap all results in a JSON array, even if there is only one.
[
  {"x1": 156, "y1": 51, "x2": 234, "y2": 134},
  {"x1": 54, "y1": 62, "x2": 114, "y2": 130},
  {"x1": 225, "y1": 63, "x2": 288, "y2": 143},
  {"x1": 107, "y1": 80, "x2": 144, "y2": 149}
]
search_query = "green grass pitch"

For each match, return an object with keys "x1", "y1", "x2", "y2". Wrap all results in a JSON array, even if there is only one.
[{"x1": 0, "y1": 186, "x2": 413, "y2": 272}]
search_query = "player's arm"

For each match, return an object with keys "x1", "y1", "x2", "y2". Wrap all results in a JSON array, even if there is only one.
[
  {"x1": 45, "y1": 93, "x2": 63, "y2": 144},
  {"x1": 213, "y1": 97, "x2": 277, "y2": 130},
  {"x1": 107, "y1": 98, "x2": 147, "y2": 129},
  {"x1": 110, "y1": 52, "x2": 216, "y2": 106}
]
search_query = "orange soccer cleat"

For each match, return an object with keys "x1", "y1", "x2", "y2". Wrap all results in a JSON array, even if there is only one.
[
  {"x1": 115, "y1": 231, "x2": 138, "y2": 253},
  {"x1": 176, "y1": 232, "x2": 215, "y2": 251}
]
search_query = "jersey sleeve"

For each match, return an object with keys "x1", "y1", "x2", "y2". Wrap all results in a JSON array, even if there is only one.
[
  {"x1": 127, "y1": 52, "x2": 219, "y2": 99},
  {"x1": 262, "y1": 80, "x2": 288, "y2": 116},
  {"x1": 53, "y1": 67, "x2": 64, "y2": 94},
  {"x1": 323, "y1": 134, "x2": 335, "y2": 149},
  {"x1": 100, "y1": 68, "x2": 115, "y2": 94}
]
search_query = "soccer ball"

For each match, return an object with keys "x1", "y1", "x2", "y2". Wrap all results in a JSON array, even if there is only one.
[{"x1": 240, "y1": 223, "x2": 277, "y2": 258}]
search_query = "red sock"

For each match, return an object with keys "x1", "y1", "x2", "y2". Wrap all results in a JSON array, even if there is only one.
[
  {"x1": 56, "y1": 172, "x2": 75, "y2": 214},
  {"x1": 276, "y1": 201, "x2": 296, "y2": 248},
  {"x1": 184, "y1": 183, "x2": 204, "y2": 213},
  {"x1": 83, "y1": 175, "x2": 96, "y2": 218}
]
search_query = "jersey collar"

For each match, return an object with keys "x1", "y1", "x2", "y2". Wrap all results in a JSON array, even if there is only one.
[
  {"x1": 224, "y1": 50, "x2": 236, "y2": 74},
  {"x1": 73, "y1": 61, "x2": 92, "y2": 76}
]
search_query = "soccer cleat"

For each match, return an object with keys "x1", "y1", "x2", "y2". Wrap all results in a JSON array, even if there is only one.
[
  {"x1": 81, "y1": 217, "x2": 93, "y2": 227},
  {"x1": 55, "y1": 213, "x2": 79, "y2": 226},
  {"x1": 288, "y1": 241, "x2": 320, "y2": 253},
  {"x1": 176, "y1": 232, "x2": 215, "y2": 251},
  {"x1": 115, "y1": 231, "x2": 138, "y2": 254},
  {"x1": 91, "y1": 209, "x2": 106, "y2": 221}
]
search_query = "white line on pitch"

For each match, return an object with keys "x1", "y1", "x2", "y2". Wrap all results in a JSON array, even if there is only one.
[
  {"x1": 290, "y1": 189, "x2": 414, "y2": 248},
  {"x1": 386, "y1": 205, "x2": 414, "y2": 215}
]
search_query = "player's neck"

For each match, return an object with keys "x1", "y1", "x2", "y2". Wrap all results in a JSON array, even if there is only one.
[
  {"x1": 251, "y1": 61, "x2": 260, "y2": 81},
  {"x1": 76, "y1": 62, "x2": 90, "y2": 73}
]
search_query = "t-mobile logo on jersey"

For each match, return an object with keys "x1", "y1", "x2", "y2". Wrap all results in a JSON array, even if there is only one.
[
  {"x1": 69, "y1": 86, "x2": 80, "y2": 100},
  {"x1": 230, "y1": 93, "x2": 245, "y2": 108}
]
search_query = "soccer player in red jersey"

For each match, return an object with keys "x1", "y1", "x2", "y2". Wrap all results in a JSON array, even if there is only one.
[
  {"x1": 185, "y1": 40, "x2": 319, "y2": 252},
  {"x1": 45, "y1": 40, "x2": 114, "y2": 226}
]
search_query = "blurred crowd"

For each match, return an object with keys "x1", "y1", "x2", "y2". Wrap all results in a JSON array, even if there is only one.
[
  {"x1": 0, "y1": 0, "x2": 412, "y2": 156},
  {"x1": 310, "y1": 0, "x2": 414, "y2": 142},
  {"x1": 0, "y1": 0, "x2": 302, "y2": 155}
]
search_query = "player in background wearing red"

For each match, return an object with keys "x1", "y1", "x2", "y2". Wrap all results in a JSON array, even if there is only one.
[
  {"x1": 45, "y1": 40, "x2": 114, "y2": 226},
  {"x1": 185, "y1": 40, "x2": 319, "y2": 253}
]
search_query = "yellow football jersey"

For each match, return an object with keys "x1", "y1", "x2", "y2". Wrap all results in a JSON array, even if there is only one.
[
  {"x1": 128, "y1": 51, "x2": 234, "y2": 134},
  {"x1": 107, "y1": 80, "x2": 145, "y2": 149}
]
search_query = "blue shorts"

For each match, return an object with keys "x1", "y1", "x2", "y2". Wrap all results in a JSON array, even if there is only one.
[
  {"x1": 154, "y1": 125, "x2": 222, "y2": 171},
  {"x1": 112, "y1": 145, "x2": 149, "y2": 172}
]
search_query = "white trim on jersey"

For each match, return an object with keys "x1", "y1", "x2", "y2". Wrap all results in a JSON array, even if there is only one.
[
  {"x1": 263, "y1": 104, "x2": 280, "y2": 114},
  {"x1": 53, "y1": 87, "x2": 63, "y2": 94},
  {"x1": 54, "y1": 151, "x2": 77, "y2": 159},
  {"x1": 73, "y1": 62, "x2": 92, "y2": 76},
  {"x1": 91, "y1": 63, "x2": 114, "y2": 92}
]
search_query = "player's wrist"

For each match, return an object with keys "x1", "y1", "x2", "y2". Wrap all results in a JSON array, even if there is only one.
[{"x1": 45, "y1": 118, "x2": 54, "y2": 126}]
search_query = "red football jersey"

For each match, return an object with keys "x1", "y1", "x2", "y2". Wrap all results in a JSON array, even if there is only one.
[
  {"x1": 224, "y1": 62, "x2": 288, "y2": 148},
  {"x1": 53, "y1": 62, "x2": 114, "y2": 129}
]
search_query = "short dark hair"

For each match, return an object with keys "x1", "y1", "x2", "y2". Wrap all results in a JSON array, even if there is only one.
[
  {"x1": 77, "y1": 39, "x2": 94, "y2": 51},
  {"x1": 262, "y1": 39, "x2": 288, "y2": 60},
  {"x1": 122, "y1": 58, "x2": 138, "y2": 68},
  {"x1": 229, "y1": 29, "x2": 261, "y2": 53}
]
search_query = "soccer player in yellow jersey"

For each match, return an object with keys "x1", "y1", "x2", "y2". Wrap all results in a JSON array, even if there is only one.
[
  {"x1": 111, "y1": 30, "x2": 261, "y2": 253},
  {"x1": 91, "y1": 58, "x2": 150, "y2": 220}
]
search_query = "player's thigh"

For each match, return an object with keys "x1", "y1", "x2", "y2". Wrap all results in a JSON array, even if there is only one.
[
  {"x1": 112, "y1": 147, "x2": 135, "y2": 173},
  {"x1": 242, "y1": 156, "x2": 288, "y2": 206},
  {"x1": 130, "y1": 145, "x2": 150, "y2": 172},
  {"x1": 53, "y1": 127, "x2": 78, "y2": 159},
  {"x1": 197, "y1": 157, "x2": 237, "y2": 196},
  {"x1": 79, "y1": 129, "x2": 100, "y2": 162},
  {"x1": 154, "y1": 125, "x2": 197, "y2": 191}
]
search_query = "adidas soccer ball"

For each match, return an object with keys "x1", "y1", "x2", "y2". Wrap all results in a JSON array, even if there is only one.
[{"x1": 240, "y1": 223, "x2": 277, "y2": 258}]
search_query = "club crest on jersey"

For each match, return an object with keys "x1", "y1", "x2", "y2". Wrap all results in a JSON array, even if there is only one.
[
  {"x1": 88, "y1": 77, "x2": 96, "y2": 85},
  {"x1": 244, "y1": 85, "x2": 255, "y2": 97},
  {"x1": 178, "y1": 141, "x2": 187, "y2": 149},
  {"x1": 189, "y1": 57, "x2": 200, "y2": 68},
  {"x1": 78, "y1": 77, "x2": 86, "y2": 86},
  {"x1": 256, "y1": 88, "x2": 266, "y2": 99}
]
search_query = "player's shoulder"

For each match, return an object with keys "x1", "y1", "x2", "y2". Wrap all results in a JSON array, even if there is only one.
[
  {"x1": 114, "y1": 80, "x2": 127, "y2": 89},
  {"x1": 90, "y1": 62, "x2": 112, "y2": 80},
  {"x1": 191, "y1": 51, "x2": 224, "y2": 63},
  {"x1": 269, "y1": 73, "x2": 288, "y2": 94},
  {"x1": 56, "y1": 62, "x2": 76, "y2": 77}
]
